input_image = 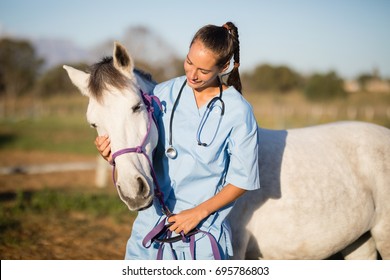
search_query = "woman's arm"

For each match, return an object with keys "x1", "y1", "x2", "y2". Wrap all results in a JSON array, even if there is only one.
[{"x1": 168, "y1": 184, "x2": 246, "y2": 235}]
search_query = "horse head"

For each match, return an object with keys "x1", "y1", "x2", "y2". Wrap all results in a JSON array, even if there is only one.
[{"x1": 63, "y1": 42, "x2": 158, "y2": 211}]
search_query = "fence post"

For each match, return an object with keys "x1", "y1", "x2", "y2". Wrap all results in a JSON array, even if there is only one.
[{"x1": 95, "y1": 155, "x2": 109, "y2": 188}]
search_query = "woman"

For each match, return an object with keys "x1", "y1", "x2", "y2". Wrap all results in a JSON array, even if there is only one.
[{"x1": 96, "y1": 22, "x2": 260, "y2": 259}]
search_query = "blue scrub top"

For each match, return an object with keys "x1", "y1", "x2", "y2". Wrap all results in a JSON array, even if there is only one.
[{"x1": 126, "y1": 76, "x2": 260, "y2": 259}]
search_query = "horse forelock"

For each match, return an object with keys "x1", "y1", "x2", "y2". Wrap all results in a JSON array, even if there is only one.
[{"x1": 88, "y1": 56, "x2": 129, "y2": 101}]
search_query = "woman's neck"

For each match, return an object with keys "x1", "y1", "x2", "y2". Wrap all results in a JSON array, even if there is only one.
[{"x1": 192, "y1": 80, "x2": 224, "y2": 108}]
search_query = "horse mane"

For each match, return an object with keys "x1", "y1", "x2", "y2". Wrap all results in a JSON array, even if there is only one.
[
  {"x1": 88, "y1": 57, "x2": 155, "y2": 101},
  {"x1": 134, "y1": 68, "x2": 155, "y2": 83},
  {"x1": 88, "y1": 56, "x2": 128, "y2": 101}
]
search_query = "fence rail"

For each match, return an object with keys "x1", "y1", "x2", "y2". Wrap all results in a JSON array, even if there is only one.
[{"x1": 0, "y1": 157, "x2": 110, "y2": 188}]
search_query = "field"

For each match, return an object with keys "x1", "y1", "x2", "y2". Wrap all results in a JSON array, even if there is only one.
[
  {"x1": 0, "y1": 95, "x2": 138, "y2": 259},
  {"x1": 1, "y1": 90, "x2": 389, "y2": 259}
]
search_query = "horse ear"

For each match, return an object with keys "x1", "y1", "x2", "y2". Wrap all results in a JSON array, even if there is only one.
[
  {"x1": 63, "y1": 65, "x2": 90, "y2": 97},
  {"x1": 113, "y1": 41, "x2": 134, "y2": 78}
]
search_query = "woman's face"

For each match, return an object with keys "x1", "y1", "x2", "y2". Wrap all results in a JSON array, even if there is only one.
[{"x1": 184, "y1": 40, "x2": 223, "y2": 91}]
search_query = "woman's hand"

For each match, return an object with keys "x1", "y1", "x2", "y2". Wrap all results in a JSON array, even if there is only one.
[
  {"x1": 94, "y1": 135, "x2": 112, "y2": 162},
  {"x1": 168, "y1": 184, "x2": 246, "y2": 235},
  {"x1": 168, "y1": 207, "x2": 208, "y2": 235}
]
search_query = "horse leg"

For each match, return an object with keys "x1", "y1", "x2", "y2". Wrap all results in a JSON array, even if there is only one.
[
  {"x1": 341, "y1": 232, "x2": 377, "y2": 260},
  {"x1": 244, "y1": 233, "x2": 262, "y2": 259},
  {"x1": 228, "y1": 207, "x2": 251, "y2": 260},
  {"x1": 371, "y1": 222, "x2": 390, "y2": 260},
  {"x1": 230, "y1": 230, "x2": 250, "y2": 260}
]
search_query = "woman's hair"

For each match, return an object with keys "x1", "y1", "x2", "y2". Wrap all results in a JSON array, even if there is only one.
[{"x1": 190, "y1": 22, "x2": 242, "y2": 93}]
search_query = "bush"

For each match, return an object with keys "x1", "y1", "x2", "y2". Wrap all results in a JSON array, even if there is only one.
[
  {"x1": 304, "y1": 71, "x2": 346, "y2": 101},
  {"x1": 243, "y1": 64, "x2": 302, "y2": 93}
]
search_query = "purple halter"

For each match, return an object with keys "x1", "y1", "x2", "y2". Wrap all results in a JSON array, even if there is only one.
[
  {"x1": 109, "y1": 89, "x2": 221, "y2": 260},
  {"x1": 110, "y1": 90, "x2": 169, "y2": 215}
]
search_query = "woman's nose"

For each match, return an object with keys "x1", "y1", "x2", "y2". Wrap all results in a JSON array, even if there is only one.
[{"x1": 188, "y1": 69, "x2": 198, "y2": 80}]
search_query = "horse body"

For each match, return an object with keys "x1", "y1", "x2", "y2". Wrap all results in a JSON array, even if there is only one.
[
  {"x1": 64, "y1": 42, "x2": 390, "y2": 259},
  {"x1": 229, "y1": 122, "x2": 390, "y2": 259}
]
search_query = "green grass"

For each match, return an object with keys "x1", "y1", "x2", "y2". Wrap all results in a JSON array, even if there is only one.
[
  {"x1": 0, "y1": 188, "x2": 136, "y2": 225},
  {"x1": 0, "y1": 115, "x2": 97, "y2": 154},
  {"x1": 0, "y1": 94, "x2": 97, "y2": 154}
]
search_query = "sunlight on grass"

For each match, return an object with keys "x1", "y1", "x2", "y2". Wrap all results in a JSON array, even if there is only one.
[{"x1": 0, "y1": 188, "x2": 135, "y2": 221}]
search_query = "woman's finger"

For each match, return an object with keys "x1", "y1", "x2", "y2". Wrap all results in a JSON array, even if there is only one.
[{"x1": 94, "y1": 135, "x2": 112, "y2": 161}]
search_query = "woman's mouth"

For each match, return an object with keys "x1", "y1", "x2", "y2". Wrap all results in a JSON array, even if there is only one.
[{"x1": 187, "y1": 78, "x2": 200, "y2": 86}]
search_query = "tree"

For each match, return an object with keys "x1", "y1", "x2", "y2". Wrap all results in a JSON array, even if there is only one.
[
  {"x1": 356, "y1": 73, "x2": 375, "y2": 91},
  {"x1": 304, "y1": 71, "x2": 346, "y2": 101},
  {"x1": 274, "y1": 66, "x2": 302, "y2": 92},
  {"x1": 248, "y1": 64, "x2": 275, "y2": 92},
  {"x1": 243, "y1": 64, "x2": 302, "y2": 93},
  {"x1": 36, "y1": 63, "x2": 88, "y2": 97},
  {"x1": 0, "y1": 38, "x2": 43, "y2": 116}
]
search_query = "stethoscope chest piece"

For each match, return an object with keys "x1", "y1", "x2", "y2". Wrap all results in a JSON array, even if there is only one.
[{"x1": 165, "y1": 146, "x2": 178, "y2": 159}]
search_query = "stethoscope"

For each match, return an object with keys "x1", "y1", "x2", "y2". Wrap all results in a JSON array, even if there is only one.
[{"x1": 165, "y1": 79, "x2": 225, "y2": 159}]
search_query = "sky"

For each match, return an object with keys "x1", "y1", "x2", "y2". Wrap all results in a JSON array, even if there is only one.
[{"x1": 0, "y1": 0, "x2": 389, "y2": 79}]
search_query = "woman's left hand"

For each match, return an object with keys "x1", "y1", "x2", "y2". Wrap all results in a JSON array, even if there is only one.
[
  {"x1": 167, "y1": 207, "x2": 208, "y2": 235},
  {"x1": 167, "y1": 184, "x2": 246, "y2": 235}
]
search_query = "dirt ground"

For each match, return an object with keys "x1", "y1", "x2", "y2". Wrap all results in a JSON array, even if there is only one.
[{"x1": 0, "y1": 150, "x2": 134, "y2": 260}]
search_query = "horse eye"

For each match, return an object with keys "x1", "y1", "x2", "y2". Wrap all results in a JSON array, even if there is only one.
[
  {"x1": 90, "y1": 123, "x2": 97, "y2": 128},
  {"x1": 132, "y1": 103, "x2": 142, "y2": 113}
]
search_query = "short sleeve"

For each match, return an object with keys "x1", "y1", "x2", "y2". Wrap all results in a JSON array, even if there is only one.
[{"x1": 225, "y1": 106, "x2": 260, "y2": 191}]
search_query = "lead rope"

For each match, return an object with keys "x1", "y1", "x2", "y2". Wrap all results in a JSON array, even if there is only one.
[{"x1": 142, "y1": 216, "x2": 221, "y2": 260}]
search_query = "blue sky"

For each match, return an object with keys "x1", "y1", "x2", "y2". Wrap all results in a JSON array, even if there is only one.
[{"x1": 0, "y1": 0, "x2": 389, "y2": 78}]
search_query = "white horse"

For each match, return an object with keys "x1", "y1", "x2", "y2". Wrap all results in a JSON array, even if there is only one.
[
  {"x1": 64, "y1": 45, "x2": 157, "y2": 211},
  {"x1": 64, "y1": 42, "x2": 390, "y2": 260}
]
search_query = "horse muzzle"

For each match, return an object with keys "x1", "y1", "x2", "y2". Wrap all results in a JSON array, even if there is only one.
[{"x1": 117, "y1": 175, "x2": 154, "y2": 211}]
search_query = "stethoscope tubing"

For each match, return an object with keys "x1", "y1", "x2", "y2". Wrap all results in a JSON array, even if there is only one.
[
  {"x1": 167, "y1": 81, "x2": 187, "y2": 153},
  {"x1": 196, "y1": 100, "x2": 224, "y2": 146},
  {"x1": 166, "y1": 79, "x2": 224, "y2": 159}
]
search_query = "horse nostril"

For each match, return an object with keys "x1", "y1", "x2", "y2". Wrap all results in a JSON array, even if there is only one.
[{"x1": 136, "y1": 177, "x2": 148, "y2": 196}]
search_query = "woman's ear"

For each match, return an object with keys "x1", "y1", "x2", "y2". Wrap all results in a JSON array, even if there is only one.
[
  {"x1": 218, "y1": 61, "x2": 232, "y2": 82},
  {"x1": 221, "y1": 62, "x2": 230, "y2": 74}
]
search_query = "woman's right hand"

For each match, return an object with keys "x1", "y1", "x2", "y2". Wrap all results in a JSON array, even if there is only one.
[{"x1": 94, "y1": 135, "x2": 112, "y2": 162}]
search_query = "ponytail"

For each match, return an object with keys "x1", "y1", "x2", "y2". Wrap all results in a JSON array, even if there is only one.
[{"x1": 223, "y1": 22, "x2": 242, "y2": 93}]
